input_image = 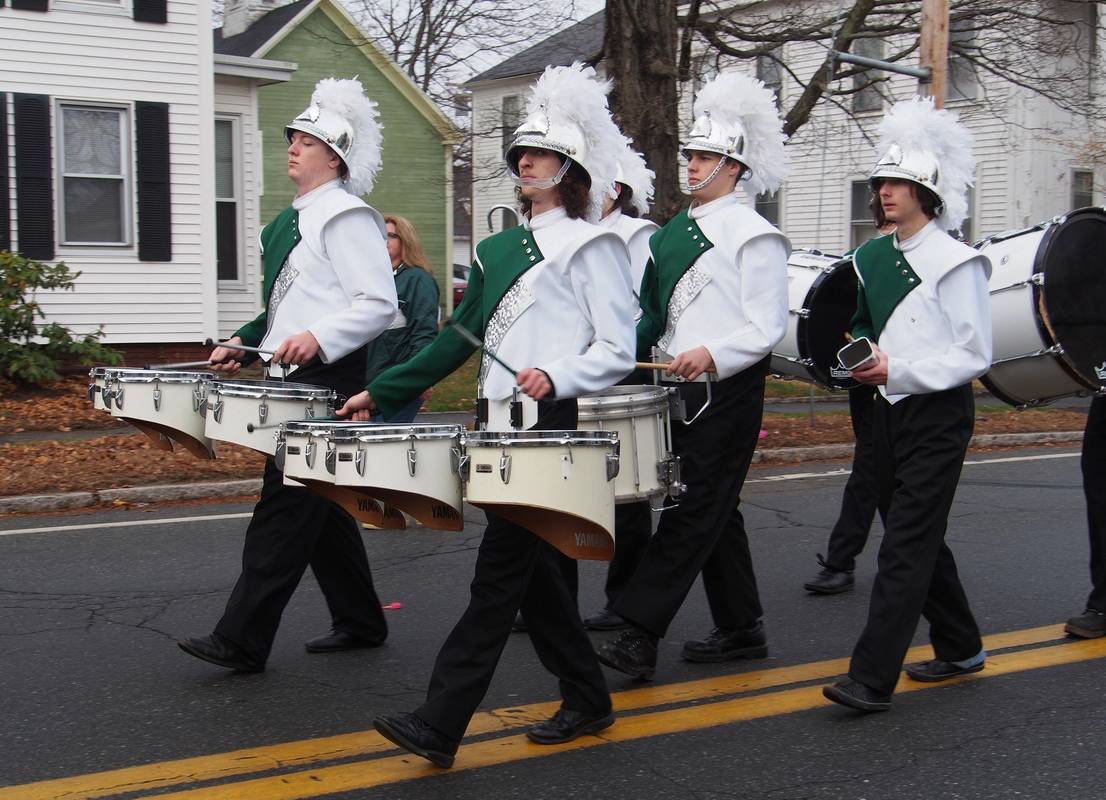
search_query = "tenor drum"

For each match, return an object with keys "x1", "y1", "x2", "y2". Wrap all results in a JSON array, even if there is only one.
[
  {"x1": 276, "y1": 421, "x2": 401, "y2": 529},
  {"x1": 577, "y1": 385, "x2": 673, "y2": 502},
  {"x1": 462, "y1": 430, "x2": 619, "y2": 561},
  {"x1": 107, "y1": 369, "x2": 215, "y2": 458},
  {"x1": 771, "y1": 250, "x2": 859, "y2": 389},
  {"x1": 204, "y1": 380, "x2": 336, "y2": 455},
  {"x1": 331, "y1": 424, "x2": 466, "y2": 531},
  {"x1": 977, "y1": 207, "x2": 1106, "y2": 407}
]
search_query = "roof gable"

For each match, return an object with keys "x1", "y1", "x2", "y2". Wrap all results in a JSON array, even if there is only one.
[
  {"x1": 465, "y1": 10, "x2": 604, "y2": 85},
  {"x1": 213, "y1": 0, "x2": 315, "y2": 58}
]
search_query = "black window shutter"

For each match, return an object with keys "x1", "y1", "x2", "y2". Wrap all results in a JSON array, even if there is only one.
[
  {"x1": 11, "y1": 0, "x2": 49, "y2": 10},
  {"x1": 13, "y1": 94, "x2": 53, "y2": 261},
  {"x1": 0, "y1": 94, "x2": 9, "y2": 252},
  {"x1": 135, "y1": 101, "x2": 171, "y2": 262},
  {"x1": 133, "y1": 0, "x2": 167, "y2": 24}
]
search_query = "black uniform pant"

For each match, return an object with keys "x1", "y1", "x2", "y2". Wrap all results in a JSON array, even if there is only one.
[
  {"x1": 848, "y1": 384, "x2": 982, "y2": 697},
  {"x1": 1082, "y1": 395, "x2": 1106, "y2": 613},
  {"x1": 213, "y1": 348, "x2": 386, "y2": 663},
  {"x1": 613, "y1": 357, "x2": 769, "y2": 638},
  {"x1": 415, "y1": 400, "x2": 610, "y2": 743},
  {"x1": 823, "y1": 384, "x2": 888, "y2": 572}
]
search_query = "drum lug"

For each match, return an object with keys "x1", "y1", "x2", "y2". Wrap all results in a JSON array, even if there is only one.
[
  {"x1": 499, "y1": 452, "x2": 512, "y2": 484},
  {"x1": 407, "y1": 443, "x2": 418, "y2": 477},
  {"x1": 658, "y1": 454, "x2": 684, "y2": 493},
  {"x1": 305, "y1": 440, "x2": 316, "y2": 469},
  {"x1": 1030, "y1": 272, "x2": 1045, "y2": 286},
  {"x1": 274, "y1": 440, "x2": 286, "y2": 471},
  {"x1": 325, "y1": 445, "x2": 337, "y2": 475},
  {"x1": 212, "y1": 398, "x2": 224, "y2": 424},
  {"x1": 792, "y1": 307, "x2": 811, "y2": 319},
  {"x1": 114, "y1": 386, "x2": 125, "y2": 410},
  {"x1": 192, "y1": 387, "x2": 203, "y2": 413},
  {"x1": 87, "y1": 383, "x2": 95, "y2": 402},
  {"x1": 305, "y1": 403, "x2": 315, "y2": 420},
  {"x1": 258, "y1": 399, "x2": 269, "y2": 425},
  {"x1": 355, "y1": 446, "x2": 366, "y2": 477},
  {"x1": 153, "y1": 387, "x2": 162, "y2": 412},
  {"x1": 101, "y1": 386, "x2": 113, "y2": 406},
  {"x1": 450, "y1": 447, "x2": 470, "y2": 481},
  {"x1": 605, "y1": 451, "x2": 620, "y2": 482}
]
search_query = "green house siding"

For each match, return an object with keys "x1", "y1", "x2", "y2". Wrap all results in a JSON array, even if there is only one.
[{"x1": 258, "y1": 8, "x2": 451, "y2": 301}]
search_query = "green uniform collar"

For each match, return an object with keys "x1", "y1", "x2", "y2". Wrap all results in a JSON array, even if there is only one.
[{"x1": 853, "y1": 234, "x2": 922, "y2": 341}]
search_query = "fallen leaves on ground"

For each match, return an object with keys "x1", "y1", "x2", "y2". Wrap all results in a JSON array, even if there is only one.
[{"x1": 0, "y1": 377, "x2": 126, "y2": 434}]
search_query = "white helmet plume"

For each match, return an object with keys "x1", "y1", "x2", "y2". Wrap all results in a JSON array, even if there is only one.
[
  {"x1": 611, "y1": 144, "x2": 655, "y2": 216},
  {"x1": 296, "y1": 76, "x2": 383, "y2": 197}
]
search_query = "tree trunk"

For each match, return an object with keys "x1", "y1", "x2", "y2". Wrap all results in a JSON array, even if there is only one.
[{"x1": 604, "y1": 0, "x2": 686, "y2": 223}]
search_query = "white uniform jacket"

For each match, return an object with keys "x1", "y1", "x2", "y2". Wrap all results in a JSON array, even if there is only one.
[
  {"x1": 260, "y1": 179, "x2": 397, "y2": 364},
  {"x1": 599, "y1": 209, "x2": 658, "y2": 309}
]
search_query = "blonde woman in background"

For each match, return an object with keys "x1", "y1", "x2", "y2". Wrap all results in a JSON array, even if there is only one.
[{"x1": 364, "y1": 214, "x2": 441, "y2": 422}]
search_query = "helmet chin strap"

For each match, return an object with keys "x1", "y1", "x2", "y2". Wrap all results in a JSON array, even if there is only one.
[
  {"x1": 683, "y1": 155, "x2": 728, "y2": 193},
  {"x1": 511, "y1": 157, "x2": 572, "y2": 190}
]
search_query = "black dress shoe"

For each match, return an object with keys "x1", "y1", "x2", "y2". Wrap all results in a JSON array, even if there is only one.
[
  {"x1": 597, "y1": 628, "x2": 658, "y2": 680},
  {"x1": 822, "y1": 679, "x2": 892, "y2": 712},
  {"x1": 1065, "y1": 608, "x2": 1106, "y2": 639},
  {"x1": 583, "y1": 607, "x2": 632, "y2": 631},
  {"x1": 178, "y1": 634, "x2": 264, "y2": 673},
  {"x1": 304, "y1": 629, "x2": 386, "y2": 653},
  {"x1": 526, "y1": 707, "x2": 615, "y2": 745},
  {"x1": 374, "y1": 712, "x2": 458, "y2": 768},
  {"x1": 905, "y1": 658, "x2": 984, "y2": 682},
  {"x1": 681, "y1": 622, "x2": 768, "y2": 663},
  {"x1": 803, "y1": 563, "x2": 855, "y2": 595}
]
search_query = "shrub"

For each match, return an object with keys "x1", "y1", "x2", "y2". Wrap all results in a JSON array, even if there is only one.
[{"x1": 0, "y1": 250, "x2": 120, "y2": 385}]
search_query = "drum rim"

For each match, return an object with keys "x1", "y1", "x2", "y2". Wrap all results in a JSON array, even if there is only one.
[
  {"x1": 795, "y1": 253, "x2": 859, "y2": 390},
  {"x1": 578, "y1": 385, "x2": 670, "y2": 417},
  {"x1": 208, "y1": 379, "x2": 336, "y2": 400},
  {"x1": 114, "y1": 370, "x2": 215, "y2": 383},
  {"x1": 464, "y1": 429, "x2": 619, "y2": 446}
]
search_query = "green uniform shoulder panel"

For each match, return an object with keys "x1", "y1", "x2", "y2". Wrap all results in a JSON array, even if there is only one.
[{"x1": 853, "y1": 234, "x2": 922, "y2": 341}]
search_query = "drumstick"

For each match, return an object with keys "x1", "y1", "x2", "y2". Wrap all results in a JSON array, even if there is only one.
[
  {"x1": 635, "y1": 361, "x2": 717, "y2": 374},
  {"x1": 204, "y1": 338, "x2": 278, "y2": 356},
  {"x1": 144, "y1": 359, "x2": 218, "y2": 369},
  {"x1": 445, "y1": 320, "x2": 519, "y2": 376}
]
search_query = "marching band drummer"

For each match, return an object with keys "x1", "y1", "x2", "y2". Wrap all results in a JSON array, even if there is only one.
[
  {"x1": 338, "y1": 62, "x2": 635, "y2": 768},
  {"x1": 581, "y1": 144, "x2": 660, "y2": 632},
  {"x1": 598, "y1": 72, "x2": 791, "y2": 680},
  {"x1": 822, "y1": 97, "x2": 993, "y2": 713},
  {"x1": 177, "y1": 78, "x2": 398, "y2": 672}
]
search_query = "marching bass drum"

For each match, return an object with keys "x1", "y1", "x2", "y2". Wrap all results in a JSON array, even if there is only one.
[
  {"x1": 771, "y1": 250, "x2": 859, "y2": 389},
  {"x1": 977, "y1": 206, "x2": 1106, "y2": 407}
]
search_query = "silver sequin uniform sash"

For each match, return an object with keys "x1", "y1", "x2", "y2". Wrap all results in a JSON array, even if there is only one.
[
  {"x1": 478, "y1": 278, "x2": 535, "y2": 391},
  {"x1": 658, "y1": 265, "x2": 711, "y2": 351},
  {"x1": 267, "y1": 261, "x2": 300, "y2": 320}
]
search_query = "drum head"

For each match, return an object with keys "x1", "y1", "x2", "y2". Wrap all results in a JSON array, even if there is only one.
[
  {"x1": 1039, "y1": 207, "x2": 1106, "y2": 388},
  {"x1": 799, "y1": 259, "x2": 860, "y2": 389}
]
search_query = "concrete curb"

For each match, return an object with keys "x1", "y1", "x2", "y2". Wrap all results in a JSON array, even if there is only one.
[{"x1": 0, "y1": 431, "x2": 1084, "y2": 514}]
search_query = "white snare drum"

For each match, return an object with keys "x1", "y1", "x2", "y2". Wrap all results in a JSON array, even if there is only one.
[
  {"x1": 276, "y1": 420, "x2": 402, "y2": 529},
  {"x1": 577, "y1": 385, "x2": 675, "y2": 502},
  {"x1": 331, "y1": 423, "x2": 466, "y2": 531},
  {"x1": 771, "y1": 249, "x2": 859, "y2": 389},
  {"x1": 461, "y1": 430, "x2": 619, "y2": 561},
  {"x1": 205, "y1": 380, "x2": 336, "y2": 455},
  {"x1": 107, "y1": 369, "x2": 215, "y2": 458},
  {"x1": 977, "y1": 207, "x2": 1106, "y2": 407}
]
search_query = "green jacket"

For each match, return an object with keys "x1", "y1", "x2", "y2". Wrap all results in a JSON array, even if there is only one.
[
  {"x1": 363, "y1": 264, "x2": 441, "y2": 384},
  {"x1": 849, "y1": 233, "x2": 922, "y2": 342}
]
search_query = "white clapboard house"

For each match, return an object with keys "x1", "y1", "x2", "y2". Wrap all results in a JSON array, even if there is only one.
[{"x1": 0, "y1": 0, "x2": 294, "y2": 362}]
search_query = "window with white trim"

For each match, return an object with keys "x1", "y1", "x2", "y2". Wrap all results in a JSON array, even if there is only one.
[
  {"x1": 756, "y1": 49, "x2": 783, "y2": 109},
  {"x1": 755, "y1": 189, "x2": 781, "y2": 227},
  {"x1": 215, "y1": 117, "x2": 242, "y2": 282},
  {"x1": 852, "y1": 37, "x2": 884, "y2": 112},
  {"x1": 1073, "y1": 169, "x2": 1094, "y2": 210},
  {"x1": 948, "y1": 21, "x2": 979, "y2": 102},
  {"x1": 850, "y1": 180, "x2": 877, "y2": 249},
  {"x1": 58, "y1": 103, "x2": 130, "y2": 246}
]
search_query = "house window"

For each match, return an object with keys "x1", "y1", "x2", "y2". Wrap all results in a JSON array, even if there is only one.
[
  {"x1": 958, "y1": 187, "x2": 975, "y2": 243},
  {"x1": 500, "y1": 94, "x2": 522, "y2": 230},
  {"x1": 692, "y1": 54, "x2": 720, "y2": 96},
  {"x1": 852, "y1": 37, "x2": 884, "y2": 112},
  {"x1": 215, "y1": 117, "x2": 241, "y2": 282},
  {"x1": 850, "y1": 180, "x2": 878, "y2": 249},
  {"x1": 58, "y1": 103, "x2": 130, "y2": 245},
  {"x1": 1073, "y1": 170, "x2": 1094, "y2": 209},
  {"x1": 756, "y1": 49, "x2": 783, "y2": 108},
  {"x1": 948, "y1": 21, "x2": 979, "y2": 102},
  {"x1": 756, "y1": 189, "x2": 781, "y2": 226}
]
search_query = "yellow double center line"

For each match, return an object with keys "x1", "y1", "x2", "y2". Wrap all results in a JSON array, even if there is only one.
[{"x1": 5, "y1": 624, "x2": 1104, "y2": 800}]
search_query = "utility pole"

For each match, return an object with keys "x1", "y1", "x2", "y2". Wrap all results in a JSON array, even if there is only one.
[{"x1": 919, "y1": 0, "x2": 949, "y2": 107}]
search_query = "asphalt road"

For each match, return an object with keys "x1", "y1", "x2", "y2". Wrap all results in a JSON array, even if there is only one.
[{"x1": 0, "y1": 445, "x2": 1102, "y2": 799}]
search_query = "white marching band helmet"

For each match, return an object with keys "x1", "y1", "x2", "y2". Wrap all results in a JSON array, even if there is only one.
[
  {"x1": 681, "y1": 71, "x2": 789, "y2": 198},
  {"x1": 285, "y1": 76, "x2": 383, "y2": 197},
  {"x1": 609, "y1": 144, "x2": 656, "y2": 216},
  {"x1": 868, "y1": 96, "x2": 975, "y2": 233},
  {"x1": 505, "y1": 62, "x2": 624, "y2": 221}
]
